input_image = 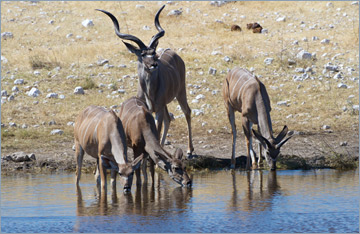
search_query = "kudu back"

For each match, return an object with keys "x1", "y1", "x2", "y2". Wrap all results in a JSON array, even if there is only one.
[
  {"x1": 222, "y1": 67, "x2": 292, "y2": 170},
  {"x1": 97, "y1": 5, "x2": 194, "y2": 156},
  {"x1": 74, "y1": 106, "x2": 143, "y2": 193},
  {"x1": 118, "y1": 96, "x2": 191, "y2": 188}
]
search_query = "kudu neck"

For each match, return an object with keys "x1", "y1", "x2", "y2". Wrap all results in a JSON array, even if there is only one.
[{"x1": 255, "y1": 95, "x2": 274, "y2": 141}]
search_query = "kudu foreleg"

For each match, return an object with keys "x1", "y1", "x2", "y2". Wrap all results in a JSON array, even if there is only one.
[
  {"x1": 75, "y1": 141, "x2": 84, "y2": 186},
  {"x1": 155, "y1": 110, "x2": 164, "y2": 143},
  {"x1": 242, "y1": 118, "x2": 257, "y2": 170},
  {"x1": 160, "y1": 106, "x2": 171, "y2": 146},
  {"x1": 227, "y1": 104, "x2": 237, "y2": 169}
]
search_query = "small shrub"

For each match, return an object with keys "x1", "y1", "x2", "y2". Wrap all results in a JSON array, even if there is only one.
[
  {"x1": 81, "y1": 78, "x2": 97, "y2": 90},
  {"x1": 29, "y1": 55, "x2": 60, "y2": 70}
]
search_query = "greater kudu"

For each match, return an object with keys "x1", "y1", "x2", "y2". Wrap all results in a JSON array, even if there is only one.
[
  {"x1": 74, "y1": 106, "x2": 144, "y2": 193},
  {"x1": 118, "y1": 96, "x2": 191, "y2": 187},
  {"x1": 97, "y1": 5, "x2": 194, "y2": 156},
  {"x1": 222, "y1": 67, "x2": 292, "y2": 170}
]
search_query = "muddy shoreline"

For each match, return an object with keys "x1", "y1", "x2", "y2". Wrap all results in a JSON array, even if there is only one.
[{"x1": 1, "y1": 131, "x2": 358, "y2": 174}]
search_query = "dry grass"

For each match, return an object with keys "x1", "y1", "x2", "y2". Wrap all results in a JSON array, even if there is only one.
[{"x1": 1, "y1": 1, "x2": 359, "y2": 152}]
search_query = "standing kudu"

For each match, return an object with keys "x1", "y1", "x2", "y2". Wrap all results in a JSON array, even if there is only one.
[
  {"x1": 97, "y1": 5, "x2": 194, "y2": 156},
  {"x1": 222, "y1": 67, "x2": 292, "y2": 170},
  {"x1": 118, "y1": 96, "x2": 191, "y2": 187},
  {"x1": 74, "y1": 106, "x2": 144, "y2": 193}
]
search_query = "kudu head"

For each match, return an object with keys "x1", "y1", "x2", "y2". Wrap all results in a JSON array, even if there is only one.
[
  {"x1": 97, "y1": 6, "x2": 165, "y2": 112},
  {"x1": 252, "y1": 126, "x2": 292, "y2": 170},
  {"x1": 117, "y1": 154, "x2": 144, "y2": 193},
  {"x1": 156, "y1": 148, "x2": 192, "y2": 188}
]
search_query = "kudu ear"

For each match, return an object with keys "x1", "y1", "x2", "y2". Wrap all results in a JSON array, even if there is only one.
[
  {"x1": 131, "y1": 154, "x2": 145, "y2": 170},
  {"x1": 153, "y1": 150, "x2": 170, "y2": 170},
  {"x1": 252, "y1": 129, "x2": 272, "y2": 149},
  {"x1": 122, "y1": 41, "x2": 141, "y2": 55},
  {"x1": 173, "y1": 148, "x2": 183, "y2": 160},
  {"x1": 276, "y1": 135, "x2": 292, "y2": 149},
  {"x1": 275, "y1": 125, "x2": 288, "y2": 144}
]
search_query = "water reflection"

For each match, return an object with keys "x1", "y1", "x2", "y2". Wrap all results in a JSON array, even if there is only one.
[
  {"x1": 75, "y1": 178, "x2": 192, "y2": 217},
  {"x1": 229, "y1": 170, "x2": 281, "y2": 213}
]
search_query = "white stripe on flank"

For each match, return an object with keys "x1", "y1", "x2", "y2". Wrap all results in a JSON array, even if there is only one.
[
  {"x1": 81, "y1": 109, "x2": 104, "y2": 147},
  {"x1": 236, "y1": 78, "x2": 252, "y2": 102},
  {"x1": 230, "y1": 71, "x2": 247, "y2": 98}
]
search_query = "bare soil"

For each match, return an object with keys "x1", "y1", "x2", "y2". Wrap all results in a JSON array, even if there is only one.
[{"x1": 1, "y1": 130, "x2": 358, "y2": 174}]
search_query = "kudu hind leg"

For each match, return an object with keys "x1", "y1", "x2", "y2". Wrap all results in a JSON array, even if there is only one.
[
  {"x1": 177, "y1": 94, "x2": 194, "y2": 155},
  {"x1": 160, "y1": 106, "x2": 171, "y2": 146}
]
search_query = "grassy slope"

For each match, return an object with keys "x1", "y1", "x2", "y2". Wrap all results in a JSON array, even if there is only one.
[{"x1": 1, "y1": 1, "x2": 359, "y2": 152}]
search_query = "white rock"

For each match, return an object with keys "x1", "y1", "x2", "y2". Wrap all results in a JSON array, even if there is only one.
[
  {"x1": 50, "y1": 129, "x2": 64, "y2": 135},
  {"x1": 74, "y1": 86, "x2": 85, "y2": 95},
  {"x1": 1, "y1": 56, "x2": 8, "y2": 64},
  {"x1": 1, "y1": 32, "x2": 13, "y2": 39},
  {"x1": 337, "y1": 83, "x2": 347, "y2": 89},
  {"x1": 322, "y1": 125, "x2": 331, "y2": 130},
  {"x1": 28, "y1": 88, "x2": 41, "y2": 97},
  {"x1": 196, "y1": 94, "x2": 205, "y2": 100},
  {"x1": 224, "y1": 56, "x2": 231, "y2": 62},
  {"x1": 142, "y1": 25, "x2": 150, "y2": 30},
  {"x1": 277, "y1": 101, "x2": 288, "y2": 106},
  {"x1": 135, "y1": 5, "x2": 145, "y2": 8},
  {"x1": 264, "y1": 57, "x2": 274, "y2": 65},
  {"x1": 33, "y1": 70, "x2": 41, "y2": 76},
  {"x1": 208, "y1": 67, "x2": 217, "y2": 75},
  {"x1": 59, "y1": 94, "x2": 65, "y2": 99},
  {"x1": 1, "y1": 90, "x2": 8, "y2": 97},
  {"x1": 46, "y1": 93, "x2": 58, "y2": 98},
  {"x1": 7, "y1": 95, "x2": 14, "y2": 101},
  {"x1": 167, "y1": 9, "x2": 182, "y2": 16},
  {"x1": 276, "y1": 16, "x2": 286, "y2": 22},
  {"x1": 334, "y1": 73, "x2": 343, "y2": 80},
  {"x1": 295, "y1": 68, "x2": 305, "y2": 73},
  {"x1": 351, "y1": 1, "x2": 359, "y2": 5},
  {"x1": 297, "y1": 50, "x2": 312, "y2": 60},
  {"x1": 352, "y1": 105, "x2": 359, "y2": 111},
  {"x1": 14, "y1": 79, "x2": 24, "y2": 85},
  {"x1": 82, "y1": 19, "x2": 94, "y2": 27},
  {"x1": 66, "y1": 33, "x2": 73, "y2": 38},
  {"x1": 12, "y1": 86, "x2": 19, "y2": 92},
  {"x1": 326, "y1": 2, "x2": 333, "y2": 7},
  {"x1": 211, "y1": 51, "x2": 222, "y2": 56},
  {"x1": 321, "y1": 39, "x2": 330, "y2": 44}
]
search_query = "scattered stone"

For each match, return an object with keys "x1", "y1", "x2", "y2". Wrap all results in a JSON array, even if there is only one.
[
  {"x1": 28, "y1": 87, "x2": 41, "y2": 97},
  {"x1": 324, "y1": 63, "x2": 339, "y2": 72},
  {"x1": 50, "y1": 129, "x2": 63, "y2": 135},
  {"x1": 208, "y1": 67, "x2": 217, "y2": 75},
  {"x1": 1, "y1": 32, "x2": 14, "y2": 40},
  {"x1": 196, "y1": 94, "x2": 205, "y2": 100},
  {"x1": 1, "y1": 90, "x2": 8, "y2": 97},
  {"x1": 277, "y1": 101, "x2": 288, "y2": 106},
  {"x1": 288, "y1": 59, "x2": 296, "y2": 65},
  {"x1": 135, "y1": 5, "x2": 145, "y2": 9},
  {"x1": 211, "y1": 51, "x2": 222, "y2": 56},
  {"x1": 337, "y1": 83, "x2": 347, "y2": 89},
  {"x1": 295, "y1": 68, "x2": 305, "y2": 73},
  {"x1": 12, "y1": 86, "x2": 19, "y2": 92},
  {"x1": 264, "y1": 57, "x2": 274, "y2": 65},
  {"x1": 9, "y1": 122, "x2": 17, "y2": 127},
  {"x1": 49, "y1": 120, "x2": 56, "y2": 125},
  {"x1": 340, "y1": 141, "x2": 348, "y2": 146},
  {"x1": 46, "y1": 93, "x2": 58, "y2": 98},
  {"x1": 1, "y1": 55, "x2": 8, "y2": 64},
  {"x1": 82, "y1": 19, "x2": 94, "y2": 27},
  {"x1": 321, "y1": 39, "x2": 330, "y2": 44},
  {"x1": 14, "y1": 79, "x2": 24, "y2": 85},
  {"x1": 276, "y1": 16, "x2": 286, "y2": 22},
  {"x1": 74, "y1": 87, "x2": 85, "y2": 95},
  {"x1": 322, "y1": 125, "x2": 331, "y2": 130},
  {"x1": 297, "y1": 50, "x2": 312, "y2": 60},
  {"x1": 167, "y1": 9, "x2": 182, "y2": 16},
  {"x1": 66, "y1": 33, "x2": 73, "y2": 38},
  {"x1": 7, "y1": 95, "x2": 14, "y2": 101},
  {"x1": 142, "y1": 25, "x2": 150, "y2": 30},
  {"x1": 67, "y1": 121, "x2": 75, "y2": 126},
  {"x1": 97, "y1": 59, "x2": 109, "y2": 66},
  {"x1": 224, "y1": 56, "x2": 231, "y2": 62}
]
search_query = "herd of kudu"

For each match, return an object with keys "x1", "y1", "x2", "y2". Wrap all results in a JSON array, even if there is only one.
[{"x1": 74, "y1": 5, "x2": 292, "y2": 194}]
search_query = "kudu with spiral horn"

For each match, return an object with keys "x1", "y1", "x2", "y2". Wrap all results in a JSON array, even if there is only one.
[{"x1": 97, "y1": 5, "x2": 194, "y2": 156}]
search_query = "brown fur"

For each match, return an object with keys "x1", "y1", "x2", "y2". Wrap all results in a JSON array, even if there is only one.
[
  {"x1": 74, "y1": 105, "x2": 143, "y2": 193},
  {"x1": 222, "y1": 67, "x2": 291, "y2": 170},
  {"x1": 118, "y1": 97, "x2": 191, "y2": 187}
]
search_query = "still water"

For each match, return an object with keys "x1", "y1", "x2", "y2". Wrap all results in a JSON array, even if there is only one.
[{"x1": 1, "y1": 169, "x2": 359, "y2": 233}]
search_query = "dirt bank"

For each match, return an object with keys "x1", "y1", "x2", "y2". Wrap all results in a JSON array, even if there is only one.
[{"x1": 1, "y1": 130, "x2": 358, "y2": 174}]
